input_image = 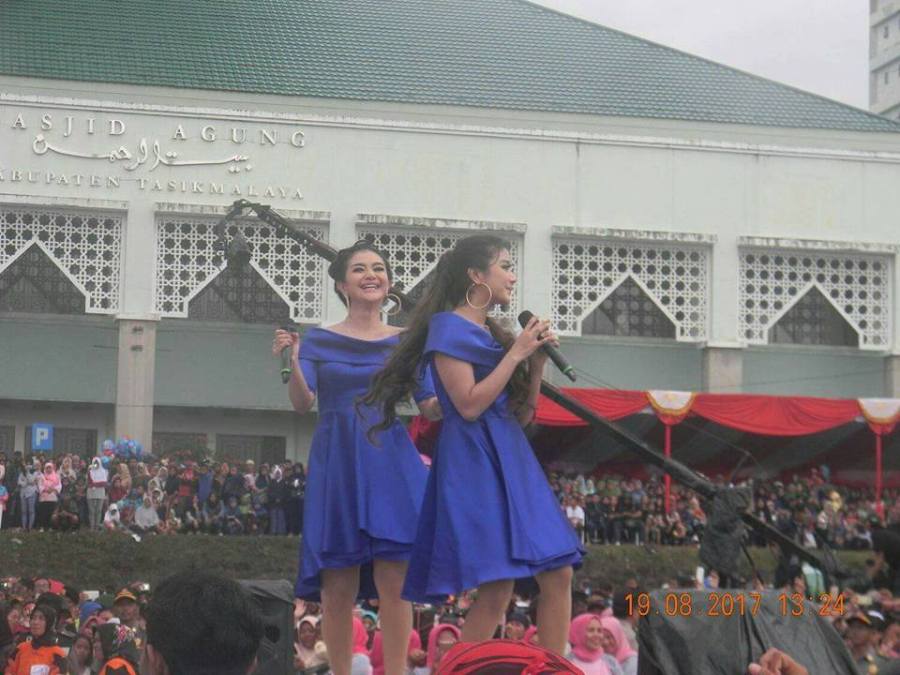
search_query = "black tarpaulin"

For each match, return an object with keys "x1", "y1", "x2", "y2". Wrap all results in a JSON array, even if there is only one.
[{"x1": 637, "y1": 590, "x2": 859, "y2": 675}]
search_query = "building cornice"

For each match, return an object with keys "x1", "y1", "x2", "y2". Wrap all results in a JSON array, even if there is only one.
[
  {"x1": 0, "y1": 192, "x2": 128, "y2": 211},
  {"x1": 4, "y1": 93, "x2": 900, "y2": 164},
  {"x1": 357, "y1": 213, "x2": 527, "y2": 234},
  {"x1": 739, "y1": 236, "x2": 900, "y2": 255},
  {"x1": 552, "y1": 225, "x2": 717, "y2": 245},
  {"x1": 154, "y1": 202, "x2": 330, "y2": 222}
]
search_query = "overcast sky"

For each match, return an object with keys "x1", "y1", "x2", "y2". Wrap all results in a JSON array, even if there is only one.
[{"x1": 531, "y1": 0, "x2": 870, "y2": 110}]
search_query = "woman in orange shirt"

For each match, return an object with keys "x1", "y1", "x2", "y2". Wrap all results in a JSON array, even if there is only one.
[{"x1": 4, "y1": 604, "x2": 66, "y2": 675}]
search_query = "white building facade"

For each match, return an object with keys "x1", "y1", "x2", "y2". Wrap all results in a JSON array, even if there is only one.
[{"x1": 2, "y1": 0, "x2": 900, "y2": 464}]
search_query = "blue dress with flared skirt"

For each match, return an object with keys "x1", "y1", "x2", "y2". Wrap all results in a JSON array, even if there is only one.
[
  {"x1": 402, "y1": 312, "x2": 584, "y2": 603},
  {"x1": 295, "y1": 328, "x2": 431, "y2": 600}
]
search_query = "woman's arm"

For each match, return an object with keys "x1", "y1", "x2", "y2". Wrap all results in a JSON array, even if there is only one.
[
  {"x1": 514, "y1": 361, "x2": 543, "y2": 427},
  {"x1": 434, "y1": 352, "x2": 523, "y2": 422},
  {"x1": 434, "y1": 316, "x2": 552, "y2": 423},
  {"x1": 273, "y1": 329, "x2": 315, "y2": 414}
]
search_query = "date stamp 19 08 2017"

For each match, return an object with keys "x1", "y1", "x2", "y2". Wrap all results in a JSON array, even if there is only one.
[{"x1": 627, "y1": 591, "x2": 846, "y2": 619}]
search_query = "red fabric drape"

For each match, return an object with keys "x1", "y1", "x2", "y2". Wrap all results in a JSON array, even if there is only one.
[
  {"x1": 689, "y1": 393, "x2": 860, "y2": 436},
  {"x1": 534, "y1": 389, "x2": 647, "y2": 427}
]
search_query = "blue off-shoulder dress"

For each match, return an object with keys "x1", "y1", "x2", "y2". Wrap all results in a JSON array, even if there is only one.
[
  {"x1": 295, "y1": 327, "x2": 432, "y2": 600},
  {"x1": 402, "y1": 312, "x2": 584, "y2": 603}
]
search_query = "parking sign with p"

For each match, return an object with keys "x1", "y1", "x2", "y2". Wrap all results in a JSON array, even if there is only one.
[{"x1": 32, "y1": 424, "x2": 53, "y2": 451}]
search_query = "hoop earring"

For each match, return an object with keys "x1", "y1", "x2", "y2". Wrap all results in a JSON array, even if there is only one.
[
  {"x1": 465, "y1": 282, "x2": 492, "y2": 310},
  {"x1": 383, "y1": 293, "x2": 402, "y2": 317}
]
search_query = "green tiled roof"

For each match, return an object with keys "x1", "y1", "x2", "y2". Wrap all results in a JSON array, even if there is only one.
[{"x1": 1, "y1": 0, "x2": 897, "y2": 133}]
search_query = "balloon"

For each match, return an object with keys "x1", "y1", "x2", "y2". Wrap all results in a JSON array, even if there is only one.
[{"x1": 102, "y1": 439, "x2": 115, "y2": 451}]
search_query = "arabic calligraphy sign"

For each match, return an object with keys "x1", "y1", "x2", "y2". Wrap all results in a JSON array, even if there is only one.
[{"x1": 1, "y1": 108, "x2": 307, "y2": 199}]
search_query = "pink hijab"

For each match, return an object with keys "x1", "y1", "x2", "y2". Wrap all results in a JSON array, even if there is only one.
[
  {"x1": 41, "y1": 463, "x2": 61, "y2": 492},
  {"x1": 568, "y1": 614, "x2": 608, "y2": 664},
  {"x1": 352, "y1": 616, "x2": 370, "y2": 656},
  {"x1": 599, "y1": 616, "x2": 637, "y2": 663},
  {"x1": 370, "y1": 629, "x2": 422, "y2": 675},
  {"x1": 426, "y1": 623, "x2": 461, "y2": 668}
]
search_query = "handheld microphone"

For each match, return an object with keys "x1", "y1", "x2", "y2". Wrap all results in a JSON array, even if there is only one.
[
  {"x1": 517, "y1": 311, "x2": 576, "y2": 382},
  {"x1": 280, "y1": 324, "x2": 296, "y2": 384}
]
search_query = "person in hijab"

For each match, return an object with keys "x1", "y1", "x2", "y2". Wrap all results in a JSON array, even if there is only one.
[
  {"x1": 426, "y1": 623, "x2": 461, "y2": 673},
  {"x1": 87, "y1": 457, "x2": 109, "y2": 531},
  {"x1": 566, "y1": 614, "x2": 614, "y2": 675},
  {"x1": 17, "y1": 463, "x2": 39, "y2": 530},
  {"x1": 103, "y1": 503, "x2": 122, "y2": 531},
  {"x1": 134, "y1": 495, "x2": 160, "y2": 534},
  {"x1": 59, "y1": 456, "x2": 78, "y2": 496},
  {"x1": 350, "y1": 616, "x2": 372, "y2": 675},
  {"x1": 67, "y1": 633, "x2": 94, "y2": 675},
  {"x1": 96, "y1": 622, "x2": 140, "y2": 675},
  {"x1": 598, "y1": 616, "x2": 637, "y2": 675},
  {"x1": 0, "y1": 602, "x2": 16, "y2": 665},
  {"x1": 267, "y1": 466, "x2": 287, "y2": 535},
  {"x1": 293, "y1": 615, "x2": 328, "y2": 673},
  {"x1": 360, "y1": 611, "x2": 378, "y2": 644},
  {"x1": 36, "y1": 462, "x2": 61, "y2": 530},
  {"x1": 116, "y1": 464, "x2": 132, "y2": 494},
  {"x1": 5, "y1": 604, "x2": 67, "y2": 675},
  {"x1": 147, "y1": 467, "x2": 167, "y2": 497},
  {"x1": 369, "y1": 628, "x2": 422, "y2": 675}
]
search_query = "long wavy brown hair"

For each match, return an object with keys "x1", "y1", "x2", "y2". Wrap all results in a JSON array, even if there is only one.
[{"x1": 362, "y1": 235, "x2": 531, "y2": 437}]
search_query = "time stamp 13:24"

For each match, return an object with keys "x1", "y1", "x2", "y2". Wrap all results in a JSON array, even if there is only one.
[{"x1": 627, "y1": 592, "x2": 847, "y2": 618}]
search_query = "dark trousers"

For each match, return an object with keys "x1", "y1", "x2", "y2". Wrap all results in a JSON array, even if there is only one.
[
  {"x1": 286, "y1": 497, "x2": 303, "y2": 535},
  {"x1": 35, "y1": 501, "x2": 56, "y2": 529}
]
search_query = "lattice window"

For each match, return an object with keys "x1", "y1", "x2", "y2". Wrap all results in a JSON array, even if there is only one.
[
  {"x1": 551, "y1": 238, "x2": 709, "y2": 340},
  {"x1": 582, "y1": 277, "x2": 677, "y2": 338},
  {"x1": 0, "y1": 425, "x2": 14, "y2": 453},
  {"x1": 0, "y1": 206, "x2": 122, "y2": 313},
  {"x1": 739, "y1": 249, "x2": 890, "y2": 348},
  {"x1": 769, "y1": 287, "x2": 858, "y2": 347},
  {"x1": 356, "y1": 227, "x2": 521, "y2": 322},
  {"x1": 216, "y1": 434, "x2": 286, "y2": 465},
  {"x1": 152, "y1": 432, "x2": 208, "y2": 458},
  {"x1": 154, "y1": 216, "x2": 327, "y2": 322},
  {"x1": 0, "y1": 243, "x2": 86, "y2": 314},
  {"x1": 188, "y1": 262, "x2": 292, "y2": 323}
]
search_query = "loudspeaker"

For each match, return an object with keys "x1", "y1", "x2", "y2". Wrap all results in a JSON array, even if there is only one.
[
  {"x1": 636, "y1": 589, "x2": 857, "y2": 675},
  {"x1": 240, "y1": 579, "x2": 295, "y2": 675}
]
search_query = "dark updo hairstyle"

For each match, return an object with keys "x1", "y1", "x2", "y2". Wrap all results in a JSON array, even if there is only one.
[
  {"x1": 327, "y1": 240, "x2": 393, "y2": 307},
  {"x1": 362, "y1": 234, "x2": 530, "y2": 436}
]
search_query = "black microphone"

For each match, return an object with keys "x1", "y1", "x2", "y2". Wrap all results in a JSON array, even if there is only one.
[
  {"x1": 517, "y1": 310, "x2": 576, "y2": 382},
  {"x1": 280, "y1": 324, "x2": 296, "y2": 384}
]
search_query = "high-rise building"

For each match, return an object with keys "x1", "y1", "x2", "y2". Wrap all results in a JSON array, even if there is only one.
[{"x1": 871, "y1": 0, "x2": 900, "y2": 119}]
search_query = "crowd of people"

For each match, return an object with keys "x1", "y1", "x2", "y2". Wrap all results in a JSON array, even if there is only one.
[
  {"x1": 0, "y1": 452, "x2": 306, "y2": 537},
  {"x1": 1, "y1": 570, "x2": 263, "y2": 675},
  {"x1": 5, "y1": 567, "x2": 900, "y2": 674},
  {"x1": 551, "y1": 467, "x2": 899, "y2": 551},
  {"x1": 3, "y1": 448, "x2": 895, "y2": 557}
]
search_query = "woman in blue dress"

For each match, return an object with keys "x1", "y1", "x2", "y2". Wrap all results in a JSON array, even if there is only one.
[
  {"x1": 272, "y1": 241, "x2": 440, "y2": 675},
  {"x1": 363, "y1": 235, "x2": 584, "y2": 655}
]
